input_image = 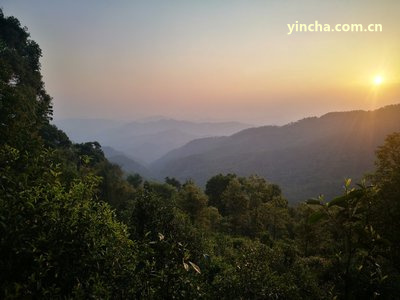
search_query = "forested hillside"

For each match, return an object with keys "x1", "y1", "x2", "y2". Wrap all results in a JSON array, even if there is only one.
[
  {"x1": 1, "y1": 10, "x2": 400, "y2": 299},
  {"x1": 102, "y1": 146, "x2": 152, "y2": 178},
  {"x1": 56, "y1": 118, "x2": 251, "y2": 164},
  {"x1": 152, "y1": 105, "x2": 400, "y2": 202}
]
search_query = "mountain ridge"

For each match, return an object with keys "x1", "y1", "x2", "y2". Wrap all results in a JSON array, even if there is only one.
[
  {"x1": 54, "y1": 118, "x2": 252, "y2": 163},
  {"x1": 150, "y1": 104, "x2": 400, "y2": 202}
]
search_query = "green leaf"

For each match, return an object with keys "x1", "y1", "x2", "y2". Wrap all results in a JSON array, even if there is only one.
[
  {"x1": 328, "y1": 195, "x2": 348, "y2": 208},
  {"x1": 347, "y1": 189, "x2": 365, "y2": 199},
  {"x1": 308, "y1": 211, "x2": 325, "y2": 224},
  {"x1": 345, "y1": 178, "x2": 352, "y2": 189},
  {"x1": 328, "y1": 189, "x2": 365, "y2": 207},
  {"x1": 306, "y1": 198, "x2": 322, "y2": 205}
]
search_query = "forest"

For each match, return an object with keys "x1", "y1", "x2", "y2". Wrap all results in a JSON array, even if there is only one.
[{"x1": 1, "y1": 9, "x2": 400, "y2": 299}]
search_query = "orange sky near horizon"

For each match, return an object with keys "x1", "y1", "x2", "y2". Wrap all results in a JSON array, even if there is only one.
[{"x1": 2, "y1": 0, "x2": 400, "y2": 124}]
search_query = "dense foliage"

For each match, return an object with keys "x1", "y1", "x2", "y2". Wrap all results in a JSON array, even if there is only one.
[{"x1": 1, "y1": 10, "x2": 399, "y2": 299}]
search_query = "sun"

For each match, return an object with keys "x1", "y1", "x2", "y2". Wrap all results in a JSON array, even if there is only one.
[{"x1": 373, "y1": 75, "x2": 383, "y2": 85}]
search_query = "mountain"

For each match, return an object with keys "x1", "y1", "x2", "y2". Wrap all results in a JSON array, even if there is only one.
[
  {"x1": 102, "y1": 146, "x2": 152, "y2": 178},
  {"x1": 55, "y1": 119, "x2": 124, "y2": 143},
  {"x1": 54, "y1": 118, "x2": 252, "y2": 164},
  {"x1": 151, "y1": 104, "x2": 400, "y2": 202}
]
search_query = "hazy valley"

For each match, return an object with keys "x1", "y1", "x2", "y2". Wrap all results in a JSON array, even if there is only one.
[{"x1": 56, "y1": 104, "x2": 400, "y2": 202}]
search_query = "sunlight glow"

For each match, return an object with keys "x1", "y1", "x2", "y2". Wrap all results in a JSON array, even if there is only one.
[{"x1": 373, "y1": 75, "x2": 384, "y2": 85}]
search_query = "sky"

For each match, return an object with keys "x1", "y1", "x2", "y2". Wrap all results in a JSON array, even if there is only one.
[{"x1": 2, "y1": 0, "x2": 400, "y2": 125}]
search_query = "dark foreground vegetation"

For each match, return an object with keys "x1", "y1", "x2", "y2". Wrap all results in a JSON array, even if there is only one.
[{"x1": 1, "y1": 10, "x2": 400, "y2": 299}]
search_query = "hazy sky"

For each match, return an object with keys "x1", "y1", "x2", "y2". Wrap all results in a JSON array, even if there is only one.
[{"x1": 2, "y1": 0, "x2": 400, "y2": 124}]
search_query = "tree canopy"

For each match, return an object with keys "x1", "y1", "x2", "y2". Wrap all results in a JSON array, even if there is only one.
[{"x1": 1, "y1": 9, "x2": 400, "y2": 299}]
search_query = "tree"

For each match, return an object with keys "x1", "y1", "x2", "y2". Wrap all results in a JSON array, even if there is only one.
[
  {"x1": 306, "y1": 180, "x2": 391, "y2": 299},
  {"x1": 127, "y1": 173, "x2": 143, "y2": 188},
  {"x1": 128, "y1": 184, "x2": 208, "y2": 299},
  {"x1": 39, "y1": 123, "x2": 72, "y2": 149},
  {"x1": 178, "y1": 181, "x2": 208, "y2": 224},
  {"x1": 0, "y1": 152, "x2": 137, "y2": 298},
  {"x1": 0, "y1": 9, "x2": 52, "y2": 154},
  {"x1": 372, "y1": 132, "x2": 400, "y2": 270},
  {"x1": 211, "y1": 238, "x2": 325, "y2": 299},
  {"x1": 293, "y1": 203, "x2": 330, "y2": 257},
  {"x1": 255, "y1": 200, "x2": 289, "y2": 240},
  {"x1": 165, "y1": 176, "x2": 182, "y2": 190},
  {"x1": 0, "y1": 11, "x2": 139, "y2": 298},
  {"x1": 242, "y1": 175, "x2": 283, "y2": 208},
  {"x1": 205, "y1": 173, "x2": 236, "y2": 215},
  {"x1": 221, "y1": 178, "x2": 250, "y2": 234},
  {"x1": 96, "y1": 161, "x2": 135, "y2": 213}
]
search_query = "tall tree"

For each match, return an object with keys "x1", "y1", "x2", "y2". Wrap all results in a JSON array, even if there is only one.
[
  {"x1": 0, "y1": 9, "x2": 52, "y2": 154},
  {"x1": 372, "y1": 132, "x2": 400, "y2": 269}
]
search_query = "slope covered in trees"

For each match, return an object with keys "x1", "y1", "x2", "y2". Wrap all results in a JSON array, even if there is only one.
[
  {"x1": 102, "y1": 146, "x2": 152, "y2": 177},
  {"x1": 56, "y1": 118, "x2": 252, "y2": 163},
  {"x1": 152, "y1": 105, "x2": 400, "y2": 202},
  {"x1": 1, "y1": 10, "x2": 400, "y2": 299}
]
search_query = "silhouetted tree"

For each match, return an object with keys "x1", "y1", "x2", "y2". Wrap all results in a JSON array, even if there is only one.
[
  {"x1": 165, "y1": 176, "x2": 182, "y2": 190},
  {"x1": 127, "y1": 173, "x2": 143, "y2": 188}
]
